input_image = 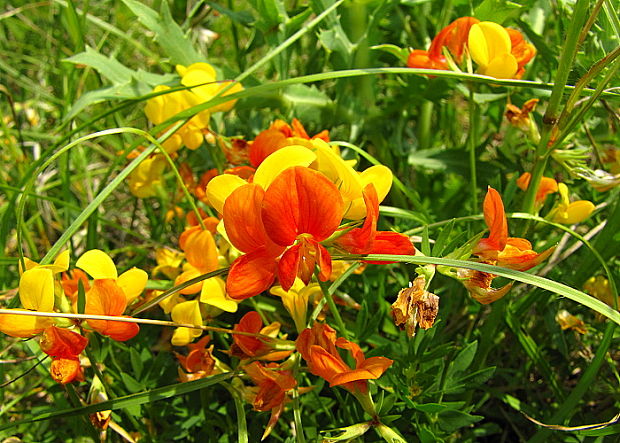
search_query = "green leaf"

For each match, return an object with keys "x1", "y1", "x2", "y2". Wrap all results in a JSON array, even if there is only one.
[
  {"x1": 474, "y1": 0, "x2": 524, "y2": 24},
  {"x1": 65, "y1": 47, "x2": 134, "y2": 84},
  {"x1": 0, "y1": 372, "x2": 235, "y2": 430},
  {"x1": 438, "y1": 409, "x2": 483, "y2": 433},
  {"x1": 121, "y1": 0, "x2": 202, "y2": 65},
  {"x1": 371, "y1": 44, "x2": 411, "y2": 64},
  {"x1": 448, "y1": 341, "x2": 478, "y2": 376}
]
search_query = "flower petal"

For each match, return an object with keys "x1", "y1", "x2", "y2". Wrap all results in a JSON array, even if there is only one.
[
  {"x1": 117, "y1": 268, "x2": 148, "y2": 304},
  {"x1": 200, "y1": 277, "x2": 238, "y2": 312},
  {"x1": 224, "y1": 184, "x2": 279, "y2": 254},
  {"x1": 205, "y1": 173, "x2": 247, "y2": 215},
  {"x1": 253, "y1": 145, "x2": 317, "y2": 190},
  {"x1": 226, "y1": 250, "x2": 278, "y2": 300},
  {"x1": 76, "y1": 249, "x2": 118, "y2": 280},
  {"x1": 19, "y1": 268, "x2": 54, "y2": 312},
  {"x1": 262, "y1": 166, "x2": 344, "y2": 246}
]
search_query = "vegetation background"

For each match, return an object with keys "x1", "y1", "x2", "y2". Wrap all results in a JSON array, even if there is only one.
[{"x1": 0, "y1": 0, "x2": 618, "y2": 441}]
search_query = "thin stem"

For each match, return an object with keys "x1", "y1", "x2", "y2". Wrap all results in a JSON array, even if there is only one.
[
  {"x1": 468, "y1": 87, "x2": 478, "y2": 213},
  {"x1": 316, "y1": 275, "x2": 349, "y2": 339},
  {"x1": 0, "y1": 309, "x2": 295, "y2": 343},
  {"x1": 522, "y1": 0, "x2": 592, "y2": 215}
]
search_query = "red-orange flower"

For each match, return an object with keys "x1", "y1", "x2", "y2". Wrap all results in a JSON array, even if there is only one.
[
  {"x1": 224, "y1": 167, "x2": 343, "y2": 298},
  {"x1": 85, "y1": 279, "x2": 140, "y2": 341},
  {"x1": 249, "y1": 119, "x2": 329, "y2": 168},
  {"x1": 473, "y1": 187, "x2": 553, "y2": 271},
  {"x1": 40, "y1": 326, "x2": 88, "y2": 384},
  {"x1": 230, "y1": 311, "x2": 292, "y2": 361},
  {"x1": 428, "y1": 16, "x2": 480, "y2": 63},
  {"x1": 244, "y1": 361, "x2": 298, "y2": 440},
  {"x1": 176, "y1": 335, "x2": 218, "y2": 382},
  {"x1": 516, "y1": 172, "x2": 558, "y2": 206},
  {"x1": 336, "y1": 184, "x2": 415, "y2": 261},
  {"x1": 296, "y1": 322, "x2": 393, "y2": 394}
]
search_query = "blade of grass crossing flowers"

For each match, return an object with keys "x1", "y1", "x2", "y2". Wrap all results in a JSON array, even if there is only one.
[
  {"x1": 0, "y1": 372, "x2": 236, "y2": 431},
  {"x1": 347, "y1": 255, "x2": 620, "y2": 326},
  {"x1": 34, "y1": 126, "x2": 182, "y2": 265},
  {"x1": 222, "y1": 383, "x2": 249, "y2": 443}
]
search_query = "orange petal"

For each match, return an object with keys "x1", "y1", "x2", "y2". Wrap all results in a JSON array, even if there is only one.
[
  {"x1": 40, "y1": 326, "x2": 88, "y2": 358},
  {"x1": 475, "y1": 186, "x2": 508, "y2": 255},
  {"x1": 226, "y1": 250, "x2": 278, "y2": 299},
  {"x1": 50, "y1": 357, "x2": 84, "y2": 384},
  {"x1": 262, "y1": 167, "x2": 344, "y2": 246},
  {"x1": 223, "y1": 184, "x2": 279, "y2": 255},
  {"x1": 337, "y1": 184, "x2": 379, "y2": 254},
  {"x1": 232, "y1": 311, "x2": 266, "y2": 356}
]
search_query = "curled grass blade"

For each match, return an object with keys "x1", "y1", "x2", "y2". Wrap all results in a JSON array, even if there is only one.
[{"x1": 341, "y1": 254, "x2": 620, "y2": 326}]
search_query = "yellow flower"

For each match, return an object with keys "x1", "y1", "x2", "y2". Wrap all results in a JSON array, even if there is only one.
[
  {"x1": 127, "y1": 154, "x2": 167, "y2": 198},
  {"x1": 584, "y1": 276, "x2": 617, "y2": 309},
  {"x1": 270, "y1": 278, "x2": 322, "y2": 333},
  {"x1": 152, "y1": 248, "x2": 185, "y2": 280},
  {"x1": 170, "y1": 300, "x2": 203, "y2": 346},
  {"x1": 0, "y1": 251, "x2": 70, "y2": 337},
  {"x1": 549, "y1": 183, "x2": 595, "y2": 224},
  {"x1": 468, "y1": 22, "x2": 519, "y2": 79},
  {"x1": 76, "y1": 249, "x2": 148, "y2": 305},
  {"x1": 144, "y1": 62, "x2": 243, "y2": 153},
  {"x1": 555, "y1": 310, "x2": 587, "y2": 334}
]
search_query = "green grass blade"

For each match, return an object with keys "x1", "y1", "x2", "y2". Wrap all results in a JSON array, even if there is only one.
[{"x1": 0, "y1": 372, "x2": 235, "y2": 431}]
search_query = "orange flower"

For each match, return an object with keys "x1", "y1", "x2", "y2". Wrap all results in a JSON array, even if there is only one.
[
  {"x1": 406, "y1": 49, "x2": 447, "y2": 70},
  {"x1": 224, "y1": 167, "x2": 342, "y2": 298},
  {"x1": 336, "y1": 184, "x2": 415, "y2": 261},
  {"x1": 230, "y1": 311, "x2": 292, "y2": 361},
  {"x1": 407, "y1": 17, "x2": 536, "y2": 79},
  {"x1": 506, "y1": 99, "x2": 539, "y2": 131},
  {"x1": 296, "y1": 322, "x2": 393, "y2": 394},
  {"x1": 428, "y1": 16, "x2": 480, "y2": 63},
  {"x1": 516, "y1": 172, "x2": 558, "y2": 206},
  {"x1": 176, "y1": 335, "x2": 219, "y2": 382},
  {"x1": 249, "y1": 119, "x2": 329, "y2": 168},
  {"x1": 506, "y1": 28, "x2": 537, "y2": 78},
  {"x1": 40, "y1": 326, "x2": 88, "y2": 384},
  {"x1": 244, "y1": 361, "x2": 298, "y2": 440},
  {"x1": 473, "y1": 187, "x2": 553, "y2": 270},
  {"x1": 85, "y1": 280, "x2": 140, "y2": 341}
]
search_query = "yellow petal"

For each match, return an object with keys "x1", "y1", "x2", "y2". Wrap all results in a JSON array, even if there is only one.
[
  {"x1": 469, "y1": 22, "x2": 511, "y2": 69},
  {"x1": 200, "y1": 277, "x2": 238, "y2": 312},
  {"x1": 345, "y1": 165, "x2": 393, "y2": 219},
  {"x1": 0, "y1": 310, "x2": 53, "y2": 338},
  {"x1": 158, "y1": 293, "x2": 184, "y2": 315},
  {"x1": 312, "y1": 140, "x2": 363, "y2": 202},
  {"x1": 76, "y1": 250, "x2": 118, "y2": 280},
  {"x1": 19, "y1": 268, "x2": 54, "y2": 311},
  {"x1": 117, "y1": 268, "x2": 148, "y2": 304},
  {"x1": 205, "y1": 174, "x2": 248, "y2": 214},
  {"x1": 253, "y1": 145, "x2": 317, "y2": 189},
  {"x1": 52, "y1": 250, "x2": 70, "y2": 273},
  {"x1": 171, "y1": 300, "x2": 203, "y2": 346},
  {"x1": 482, "y1": 53, "x2": 518, "y2": 79},
  {"x1": 555, "y1": 201, "x2": 595, "y2": 224}
]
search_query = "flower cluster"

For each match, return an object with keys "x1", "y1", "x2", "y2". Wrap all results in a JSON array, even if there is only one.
[
  {"x1": 0, "y1": 250, "x2": 147, "y2": 383},
  {"x1": 408, "y1": 17, "x2": 536, "y2": 79}
]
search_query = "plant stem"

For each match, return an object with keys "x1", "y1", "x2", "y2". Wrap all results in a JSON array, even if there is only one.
[
  {"x1": 522, "y1": 0, "x2": 592, "y2": 215},
  {"x1": 468, "y1": 87, "x2": 478, "y2": 213}
]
